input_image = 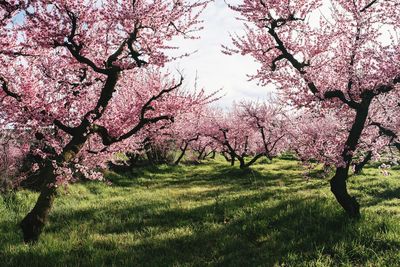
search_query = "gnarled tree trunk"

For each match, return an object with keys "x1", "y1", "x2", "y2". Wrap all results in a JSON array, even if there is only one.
[
  {"x1": 20, "y1": 165, "x2": 57, "y2": 242},
  {"x1": 330, "y1": 96, "x2": 372, "y2": 218},
  {"x1": 330, "y1": 167, "x2": 360, "y2": 217},
  {"x1": 20, "y1": 134, "x2": 88, "y2": 242},
  {"x1": 239, "y1": 153, "x2": 264, "y2": 169}
]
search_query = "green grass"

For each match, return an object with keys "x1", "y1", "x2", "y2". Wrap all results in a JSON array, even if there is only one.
[{"x1": 1, "y1": 157, "x2": 400, "y2": 266}]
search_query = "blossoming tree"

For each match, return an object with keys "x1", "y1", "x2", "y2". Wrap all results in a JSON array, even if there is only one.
[
  {"x1": 227, "y1": 0, "x2": 400, "y2": 217},
  {"x1": 206, "y1": 101, "x2": 287, "y2": 169},
  {"x1": 0, "y1": 0, "x2": 209, "y2": 242}
]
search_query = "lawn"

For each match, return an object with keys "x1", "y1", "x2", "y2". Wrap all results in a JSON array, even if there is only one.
[{"x1": 1, "y1": 158, "x2": 400, "y2": 266}]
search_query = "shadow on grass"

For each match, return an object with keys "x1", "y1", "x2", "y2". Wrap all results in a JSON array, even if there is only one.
[
  {"x1": 363, "y1": 186, "x2": 400, "y2": 207},
  {"x1": 4, "y1": 195, "x2": 399, "y2": 266},
  {"x1": 1, "y1": 160, "x2": 400, "y2": 266},
  {"x1": 106, "y1": 161, "x2": 318, "y2": 194}
]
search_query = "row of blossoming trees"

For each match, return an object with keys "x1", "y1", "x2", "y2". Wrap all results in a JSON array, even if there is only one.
[{"x1": 0, "y1": 0, "x2": 399, "y2": 243}]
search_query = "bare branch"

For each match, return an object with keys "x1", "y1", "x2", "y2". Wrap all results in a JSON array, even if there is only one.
[
  {"x1": 0, "y1": 77, "x2": 21, "y2": 102},
  {"x1": 360, "y1": 0, "x2": 378, "y2": 13},
  {"x1": 140, "y1": 76, "x2": 183, "y2": 120},
  {"x1": 55, "y1": 10, "x2": 109, "y2": 74}
]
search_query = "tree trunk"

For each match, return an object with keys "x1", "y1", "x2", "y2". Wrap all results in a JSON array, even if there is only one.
[
  {"x1": 20, "y1": 165, "x2": 57, "y2": 242},
  {"x1": 239, "y1": 157, "x2": 245, "y2": 169},
  {"x1": 20, "y1": 133, "x2": 88, "y2": 243},
  {"x1": 19, "y1": 69, "x2": 122, "y2": 243},
  {"x1": 230, "y1": 153, "x2": 235, "y2": 166},
  {"x1": 354, "y1": 151, "x2": 372, "y2": 175},
  {"x1": 329, "y1": 95, "x2": 372, "y2": 218},
  {"x1": 128, "y1": 153, "x2": 140, "y2": 167},
  {"x1": 202, "y1": 149, "x2": 212, "y2": 160},
  {"x1": 174, "y1": 143, "x2": 188, "y2": 165},
  {"x1": 197, "y1": 147, "x2": 206, "y2": 161},
  {"x1": 222, "y1": 152, "x2": 230, "y2": 162},
  {"x1": 330, "y1": 167, "x2": 360, "y2": 218},
  {"x1": 211, "y1": 150, "x2": 216, "y2": 159},
  {"x1": 239, "y1": 153, "x2": 264, "y2": 169}
]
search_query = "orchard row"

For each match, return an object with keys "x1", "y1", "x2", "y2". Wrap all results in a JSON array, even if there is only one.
[{"x1": 0, "y1": 0, "x2": 399, "y2": 243}]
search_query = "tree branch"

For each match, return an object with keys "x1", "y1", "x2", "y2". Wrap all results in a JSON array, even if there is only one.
[
  {"x1": 360, "y1": 0, "x2": 378, "y2": 13},
  {"x1": 56, "y1": 10, "x2": 109, "y2": 74},
  {"x1": 0, "y1": 77, "x2": 21, "y2": 101}
]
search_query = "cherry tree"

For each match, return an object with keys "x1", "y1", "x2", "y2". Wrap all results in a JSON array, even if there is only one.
[
  {"x1": 1, "y1": 0, "x2": 209, "y2": 242},
  {"x1": 190, "y1": 135, "x2": 215, "y2": 160},
  {"x1": 207, "y1": 108, "x2": 258, "y2": 168},
  {"x1": 238, "y1": 101, "x2": 287, "y2": 161},
  {"x1": 172, "y1": 111, "x2": 203, "y2": 165},
  {"x1": 0, "y1": 1, "x2": 39, "y2": 191},
  {"x1": 287, "y1": 111, "x2": 347, "y2": 168},
  {"x1": 368, "y1": 91, "x2": 400, "y2": 152},
  {"x1": 83, "y1": 70, "x2": 216, "y2": 168},
  {"x1": 227, "y1": 0, "x2": 400, "y2": 217},
  {"x1": 126, "y1": 88, "x2": 218, "y2": 166},
  {"x1": 207, "y1": 102, "x2": 286, "y2": 169},
  {"x1": 287, "y1": 108, "x2": 397, "y2": 176},
  {"x1": 0, "y1": 130, "x2": 31, "y2": 192}
]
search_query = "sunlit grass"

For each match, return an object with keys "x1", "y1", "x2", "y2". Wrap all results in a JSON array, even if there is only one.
[{"x1": 1, "y1": 157, "x2": 399, "y2": 266}]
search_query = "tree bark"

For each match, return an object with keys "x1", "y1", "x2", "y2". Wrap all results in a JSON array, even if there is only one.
[
  {"x1": 330, "y1": 95, "x2": 372, "y2": 218},
  {"x1": 330, "y1": 167, "x2": 360, "y2": 218},
  {"x1": 128, "y1": 153, "x2": 140, "y2": 167},
  {"x1": 238, "y1": 157, "x2": 245, "y2": 169},
  {"x1": 197, "y1": 147, "x2": 206, "y2": 161},
  {"x1": 20, "y1": 165, "x2": 57, "y2": 243},
  {"x1": 222, "y1": 152, "x2": 230, "y2": 162},
  {"x1": 20, "y1": 133, "x2": 89, "y2": 242},
  {"x1": 354, "y1": 151, "x2": 372, "y2": 175},
  {"x1": 174, "y1": 143, "x2": 188, "y2": 165},
  {"x1": 239, "y1": 153, "x2": 264, "y2": 169}
]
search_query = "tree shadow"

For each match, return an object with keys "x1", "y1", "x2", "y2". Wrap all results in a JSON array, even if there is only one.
[
  {"x1": 362, "y1": 185, "x2": 400, "y2": 207},
  {"x1": 5, "y1": 195, "x2": 397, "y2": 266},
  {"x1": 2, "y1": 159, "x2": 399, "y2": 266}
]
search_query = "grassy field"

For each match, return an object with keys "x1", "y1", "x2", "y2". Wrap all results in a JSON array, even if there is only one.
[{"x1": 1, "y1": 157, "x2": 400, "y2": 266}]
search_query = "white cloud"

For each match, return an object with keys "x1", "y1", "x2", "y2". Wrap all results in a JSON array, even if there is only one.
[{"x1": 166, "y1": 0, "x2": 274, "y2": 107}]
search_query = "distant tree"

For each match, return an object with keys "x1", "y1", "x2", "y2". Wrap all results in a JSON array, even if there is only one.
[
  {"x1": 207, "y1": 102, "x2": 286, "y2": 169},
  {"x1": 238, "y1": 101, "x2": 287, "y2": 161}
]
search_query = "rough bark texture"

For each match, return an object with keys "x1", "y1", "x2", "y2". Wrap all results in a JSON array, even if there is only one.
[
  {"x1": 20, "y1": 118, "x2": 92, "y2": 242},
  {"x1": 330, "y1": 167, "x2": 360, "y2": 218},
  {"x1": 19, "y1": 165, "x2": 56, "y2": 242},
  {"x1": 330, "y1": 96, "x2": 372, "y2": 218}
]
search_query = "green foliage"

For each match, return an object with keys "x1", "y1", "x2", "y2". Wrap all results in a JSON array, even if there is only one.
[{"x1": 1, "y1": 158, "x2": 400, "y2": 266}]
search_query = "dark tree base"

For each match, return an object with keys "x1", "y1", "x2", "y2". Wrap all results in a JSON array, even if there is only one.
[
  {"x1": 330, "y1": 173, "x2": 360, "y2": 218},
  {"x1": 20, "y1": 167, "x2": 57, "y2": 243},
  {"x1": 20, "y1": 211, "x2": 46, "y2": 243}
]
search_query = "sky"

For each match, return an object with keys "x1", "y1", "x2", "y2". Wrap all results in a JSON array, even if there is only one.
[{"x1": 166, "y1": 0, "x2": 275, "y2": 108}]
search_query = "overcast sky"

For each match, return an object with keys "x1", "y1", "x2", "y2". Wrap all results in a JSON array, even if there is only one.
[{"x1": 167, "y1": 0, "x2": 275, "y2": 108}]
